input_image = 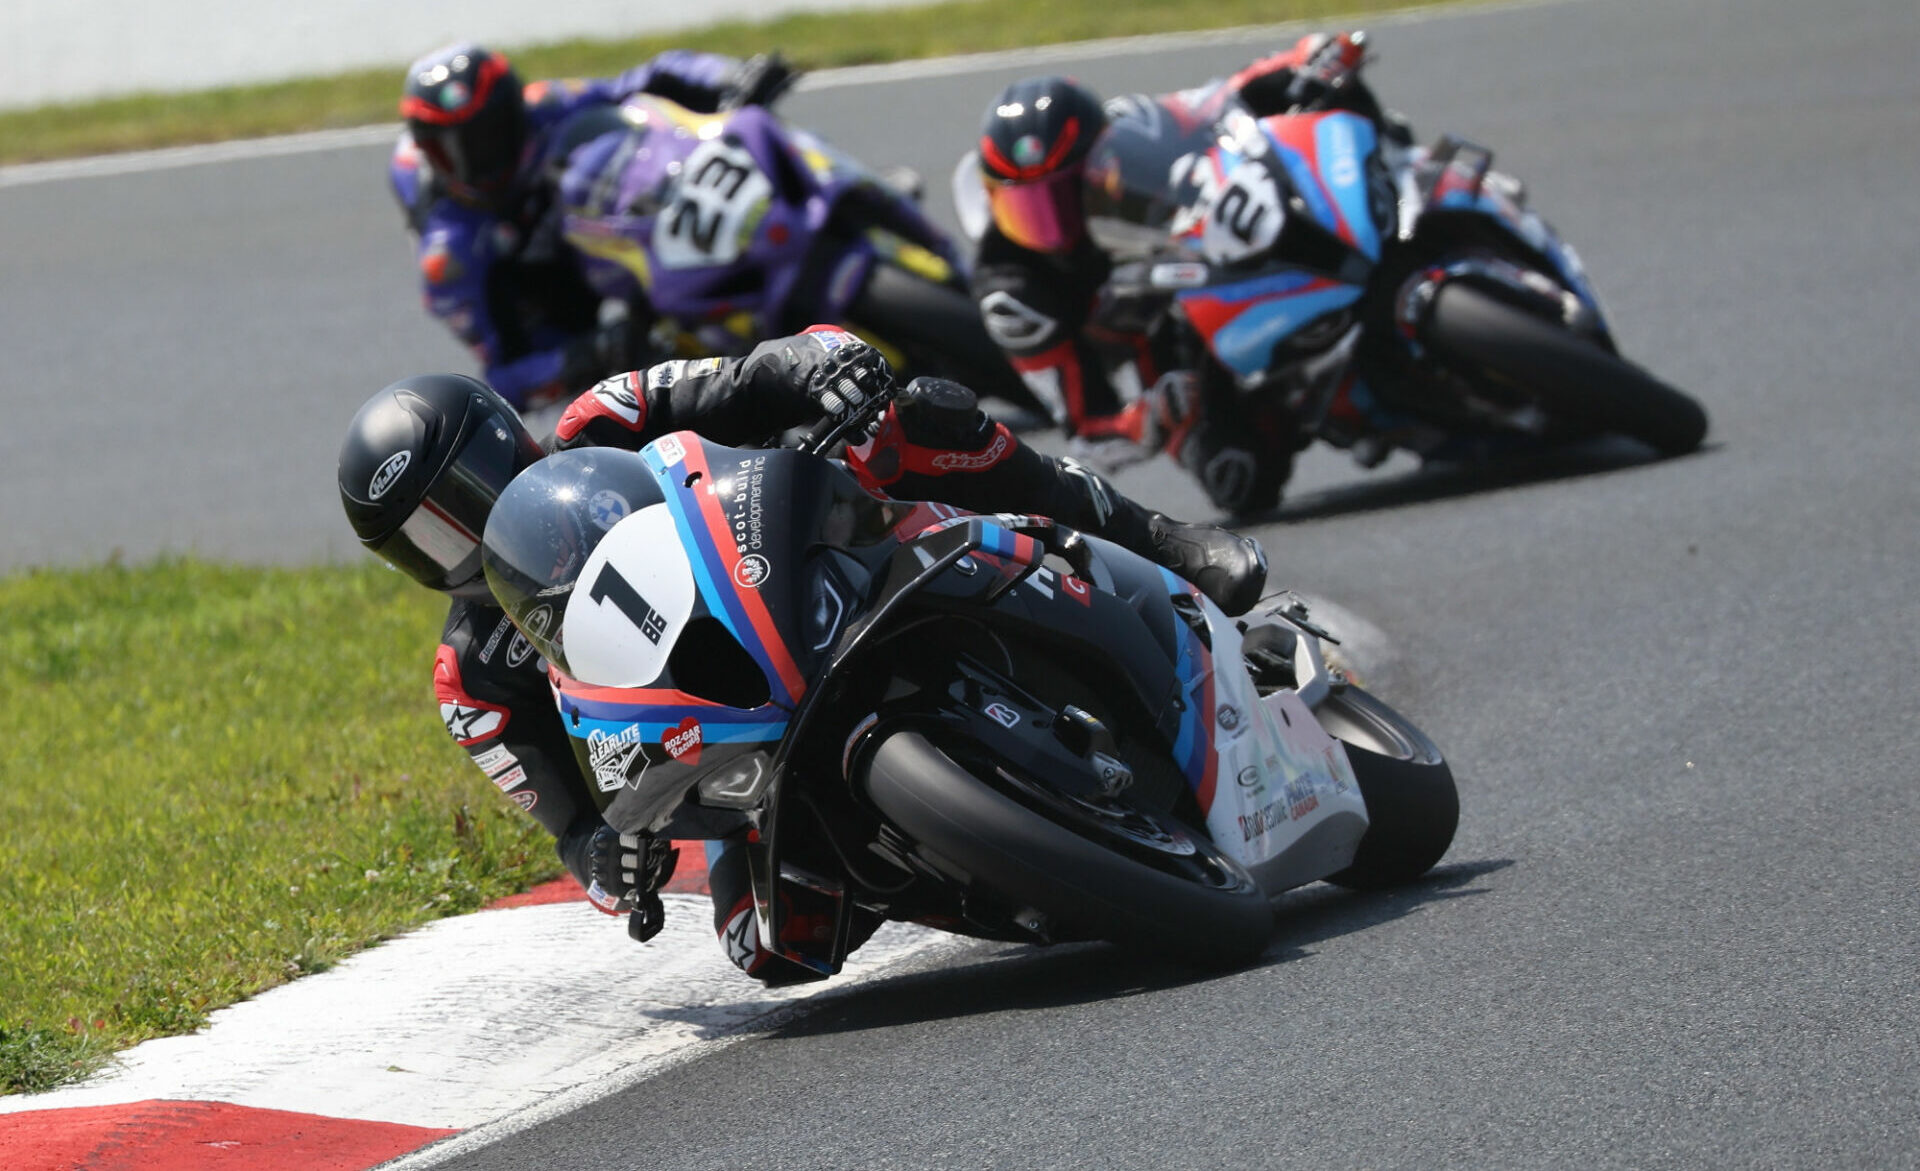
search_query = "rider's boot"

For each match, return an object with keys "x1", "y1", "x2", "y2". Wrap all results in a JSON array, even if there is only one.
[{"x1": 1049, "y1": 457, "x2": 1270, "y2": 617}]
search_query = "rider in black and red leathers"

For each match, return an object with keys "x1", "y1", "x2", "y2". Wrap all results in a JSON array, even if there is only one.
[
  {"x1": 339, "y1": 328, "x2": 1267, "y2": 983},
  {"x1": 389, "y1": 44, "x2": 794, "y2": 409},
  {"x1": 971, "y1": 31, "x2": 1406, "y2": 512}
]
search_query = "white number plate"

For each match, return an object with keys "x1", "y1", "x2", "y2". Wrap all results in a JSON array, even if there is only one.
[{"x1": 655, "y1": 139, "x2": 773, "y2": 270}]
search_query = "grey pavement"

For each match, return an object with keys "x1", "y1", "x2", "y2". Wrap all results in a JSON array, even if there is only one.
[{"x1": 2, "y1": 0, "x2": 1916, "y2": 1166}]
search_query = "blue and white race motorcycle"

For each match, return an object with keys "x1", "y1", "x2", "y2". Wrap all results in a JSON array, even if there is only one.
[
  {"x1": 959, "y1": 80, "x2": 1709, "y2": 513},
  {"x1": 481, "y1": 390, "x2": 1457, "y2": 975}
]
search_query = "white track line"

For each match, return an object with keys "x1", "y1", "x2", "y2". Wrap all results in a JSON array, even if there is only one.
[
  {"x1": 0, "y1": 1, "x2": 1556, "y2": 190},
  {"x1": 0, "y1": 896, "x2": 941, "y2": 1131}
]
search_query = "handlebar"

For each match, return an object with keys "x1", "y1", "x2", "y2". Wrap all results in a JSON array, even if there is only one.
[{"x1": 792, "y1": 371, "x2": 901, "y2": 458}]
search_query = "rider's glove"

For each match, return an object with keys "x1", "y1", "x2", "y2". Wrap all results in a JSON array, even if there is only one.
[
  {"x1": 565, "y1": 822, "x2": 680, "y2": 933},
  {"x1": 795, "y1": 328, "x2": 894, "y2": 432},
  {"x1": 722, "y1": 52, "x2": 799, "y2": 111}
]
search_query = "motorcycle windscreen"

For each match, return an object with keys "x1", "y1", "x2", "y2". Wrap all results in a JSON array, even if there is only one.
[
  {"x1": 481, "y1": 447, "x2": 671, "y2": 680},
  {"x1": 1081, "y1": 110, "x2": 1220, "y2": 259}
]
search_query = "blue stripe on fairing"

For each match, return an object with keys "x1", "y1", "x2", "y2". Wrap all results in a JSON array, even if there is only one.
[
  {"x1": 647, "y1": 446, "x2": 797, "y2": 708},
  {"x1": 1267, "y1": 137, "x2": 1339, "y2": 239},
  {"x1": 1205, "y1": 282, "x2": 1366, "y2": 379},
  {"x1": 1159, "y1": 567, "x2": 1208, "y2": 790},
  {"x1": 568, "y1": 713, "x2": 788, "y2": 745},
  {"x1": 1314, "y1": 113, "x2": 1380, "y2": 260}
]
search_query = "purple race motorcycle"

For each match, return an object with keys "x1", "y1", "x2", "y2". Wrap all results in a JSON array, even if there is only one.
[{"x1": 552, "y1": 94, "x2": 1042, "y2": 419}]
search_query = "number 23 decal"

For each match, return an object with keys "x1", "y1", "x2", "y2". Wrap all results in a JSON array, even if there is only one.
[{"x1": 656, "y1": 139, "x2": 773, "y2": 270}]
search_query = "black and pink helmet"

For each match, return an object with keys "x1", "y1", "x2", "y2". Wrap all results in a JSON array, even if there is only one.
[{"x1": 977, "y1": 76, "x2": 1108, "y2": 255}]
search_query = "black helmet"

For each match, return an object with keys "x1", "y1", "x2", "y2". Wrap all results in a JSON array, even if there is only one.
[
  {"x1": 338, "y1": 373, "x2": 542, "y2": 598},
  {"x1": 400, "y1": 44, "x2": 527, "y2": 204},
  {"x1": 978, "y1": 76, "x2": 1108, "y2": 254}
]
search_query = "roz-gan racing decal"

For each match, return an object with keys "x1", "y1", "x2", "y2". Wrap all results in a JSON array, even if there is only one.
[
  {"x1": 663, "y1": 717, "x2": 704, "y2": 765},
  {"x1": 984, "y1": 702, "x2": 1021, "y2": 729}
]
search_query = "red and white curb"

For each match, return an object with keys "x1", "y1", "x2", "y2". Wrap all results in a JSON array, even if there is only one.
[
  {"x1": 0, "y1": 598, "x2": 1384, "y2": 1170},
  {"x1": 0, "y1": 858, "x2": 945, "y2": 1170}
]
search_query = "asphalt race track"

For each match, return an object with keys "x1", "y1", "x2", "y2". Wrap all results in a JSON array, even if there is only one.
[{"x1": 5, "y1": 0, "x2": 1918, "y2": 1165}]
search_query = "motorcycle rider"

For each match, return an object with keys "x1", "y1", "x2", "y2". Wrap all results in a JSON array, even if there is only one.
[
  {"x1": 390, "y1": 43, "x2": 797, "y2": 409},
  {"x1": 970, "y1": 31, "x2": 1406, "y2": 512},
  {"x1": 338, "y1": 328, "x2": 1268, "y2": 982}
]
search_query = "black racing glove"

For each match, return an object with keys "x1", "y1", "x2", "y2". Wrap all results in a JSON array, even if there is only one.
[
  {"x1": 561, "y1": 821, "x2": 680, "y2": 939},
  {"x1": 721, "y1": 52, "x2": 800, "y2": 111},
  {"x1": 794, "y1": 329, "x2": 894, "y2": 430}
]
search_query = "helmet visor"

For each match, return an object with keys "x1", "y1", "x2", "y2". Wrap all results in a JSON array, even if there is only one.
[
  {"x1": 370, "y1": 409, "x2": 525, "y2": 592},
  {"x1": 987, "y1": 169, "x2": 1085, "y2": 255}
]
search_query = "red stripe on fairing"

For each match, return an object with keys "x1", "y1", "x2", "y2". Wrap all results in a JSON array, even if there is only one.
[
  {"x1": 1179, "y1": 275, "x2": 1347, "y2": 344},
  {"x1": 549, "y1": 670, "x2": 736, "y2": 708},
  {"x1": 1264, "y1": 114, "x2": 1358, "y2": 248},
  {"x1": 3, "y1": 1100, "x2": 453, "y2": 1171},
  {"x1": 399, "y1": 53, "x2": 513, "y2": 125},
  {"x1": 679, "y1": 443, "x2": 808, "y2": 704}
]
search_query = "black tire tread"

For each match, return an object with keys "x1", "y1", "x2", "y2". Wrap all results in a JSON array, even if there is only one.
[
  {"x1": 862, "y1": 730, "x2": 1272, "y2": 965},
  {"x1": 1424, "y1": 282, "x2": 1708, "y2": 455}
]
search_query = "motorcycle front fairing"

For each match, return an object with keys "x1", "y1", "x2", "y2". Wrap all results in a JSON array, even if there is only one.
[
  {"x1": 1169, "y1": 110, "x2": 1387, "y2": 387},
  {"x1": 1396, "y1": 136, "x2": 1614, "y2": 347}
]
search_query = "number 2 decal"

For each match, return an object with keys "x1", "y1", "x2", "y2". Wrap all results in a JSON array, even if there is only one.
[
  {"x1": 1200, "y1": 159, "x2": 1284, "y2": 264},
  {"x1": 656, "y1": 139, "x2": 773, "y2": 270}
]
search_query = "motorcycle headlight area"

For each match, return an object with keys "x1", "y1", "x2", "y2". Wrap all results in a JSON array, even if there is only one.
[{"x1": 696, "y1": 750, "x2": 774, "y2": 809}]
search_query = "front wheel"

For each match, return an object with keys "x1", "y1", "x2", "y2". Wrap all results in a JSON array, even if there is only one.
[
  {"x1": 1315, "y1": 686, "x2": 1459, "y2": 891},
  {"x1": 861, "y1": 730, "x2": 1273, "y2": 966},
  {"x1": 1421, "y1": 282, "x2": 1708, "y2": 455}
]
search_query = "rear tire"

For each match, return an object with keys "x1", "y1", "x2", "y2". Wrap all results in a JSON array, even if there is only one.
[
  {"x1": 862, "y1": 730, "x2": 1273, "y2": 966},
  {"x1": 1422, "y1": 282, "x2": 1708, "y2": 455},
  {"x1": 1316, "y1": 687, "x2": 1459, "y2": 891},
  {"x1": 849, "y1": 262, "x2": 1051, "y2": 423}
]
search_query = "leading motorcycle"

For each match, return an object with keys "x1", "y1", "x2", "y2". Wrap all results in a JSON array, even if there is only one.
[
  {"x1": 479, "y1": 386, "x2": 1458, "y2": 975},
  {"x1": 957, "y1": 74, "x2": 1709, "y2": 514}
]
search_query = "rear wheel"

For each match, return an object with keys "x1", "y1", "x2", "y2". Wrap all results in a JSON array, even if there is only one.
[
  {"x1": 861, "y1": 730, "x2": 1273, "y2": 966},
  {"x1": 848, "y1": 261, "x2": 1051, "y2": 423},
  {"x1": 1422, "y1": 282, "x2": 1708, "y2": 455}
]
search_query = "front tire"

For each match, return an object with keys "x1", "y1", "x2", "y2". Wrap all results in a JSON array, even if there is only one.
[
  {"x1": 861, "y1": 730, "x2": 1273, "y2": 966},
  {"x1": 1316, "y1": 687, "x2": 1459, "y2": 891},
  {"x1": 1422, "y1": 282, "x2": 1708, "y2": 455}
]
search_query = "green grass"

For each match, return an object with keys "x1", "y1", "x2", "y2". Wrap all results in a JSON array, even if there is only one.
[
  {"x1": 0, "y1": 0, "x2": 1431, "y2": 165},
  {"x1": 0, "y1": 559, "x2": 555, "y2": 1094}
]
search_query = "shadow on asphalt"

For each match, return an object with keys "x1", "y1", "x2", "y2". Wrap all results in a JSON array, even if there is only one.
[
  {"x1": 1254, "y1": 439, "x2": 1719, "y2": 525},
  {"x1": 767, "y1": 858, "x2": 1513, "y2": 1040}
]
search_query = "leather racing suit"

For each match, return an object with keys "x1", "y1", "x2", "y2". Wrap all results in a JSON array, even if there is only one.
[{"x1": 388, "y1": 52, "x2": 748, "y2": 409}]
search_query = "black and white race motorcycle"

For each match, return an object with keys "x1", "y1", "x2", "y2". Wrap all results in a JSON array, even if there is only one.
[{"x1": 481, "y1": 393, "x2": 1458, "y2": 974}]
